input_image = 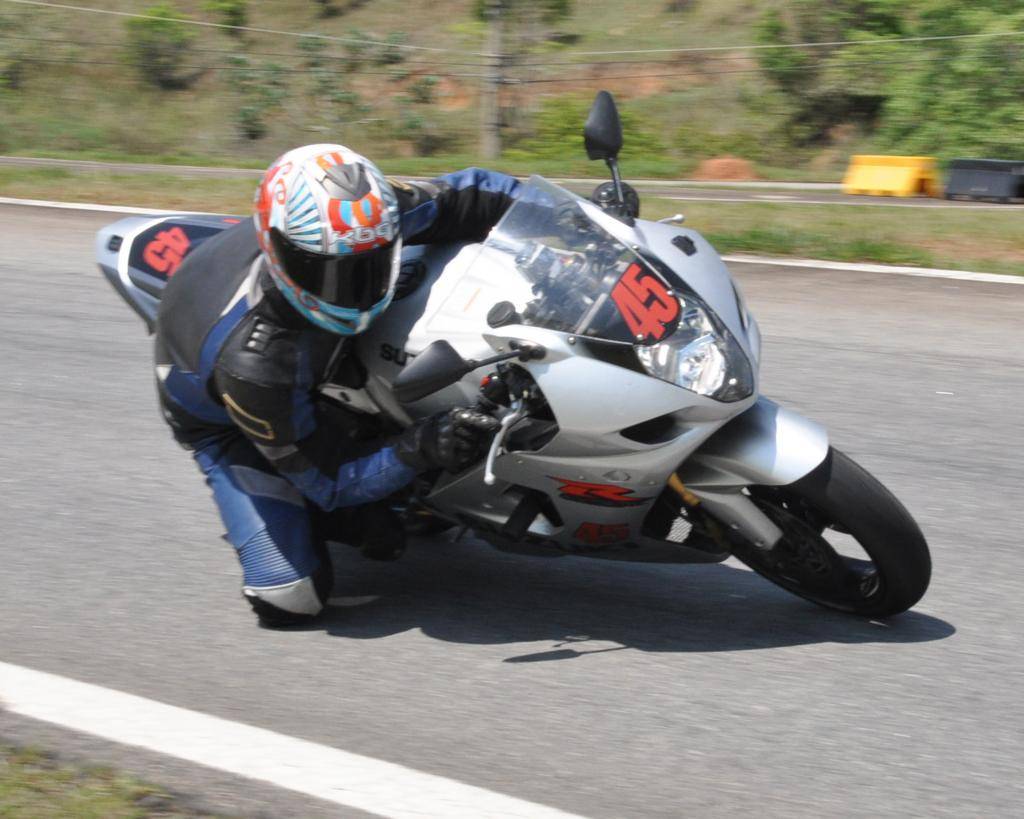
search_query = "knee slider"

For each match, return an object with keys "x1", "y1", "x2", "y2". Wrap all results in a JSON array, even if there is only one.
[{"x1": 243, "y1": 555, "x2": 333, "y2": 628}]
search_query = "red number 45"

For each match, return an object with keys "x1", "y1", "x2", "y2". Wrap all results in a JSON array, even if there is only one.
[
  {"x1": 142, "y1": 226, "x2": 191, "y2": 277},
  {"x1": 610, "y1": 262, "x2": 680, "y2": 343}
]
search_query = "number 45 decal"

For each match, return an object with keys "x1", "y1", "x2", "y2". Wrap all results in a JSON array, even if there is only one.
[
  {"x1": 142, "y1": 226, "x2": 191, "y2": 277},
  {"x1": 611, "y1": 262, "x2": 680, "y2": 344}
]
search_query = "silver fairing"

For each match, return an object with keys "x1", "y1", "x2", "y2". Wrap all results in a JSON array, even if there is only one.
[{"x1": 346, "y1": 178, "x2": 827, "y2": 563}]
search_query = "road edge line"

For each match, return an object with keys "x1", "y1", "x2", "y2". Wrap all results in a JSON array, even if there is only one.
[
  {"x1": 1, "y1": 196, "x2": 1020, "y2": 284},
  {"x1": 0, "y1": 196, "x2": 204, "y2": 215},
  {"x1": 721, "y1": 253, "x2": 1023, "y2": 285},
  {"x1": 0, "y1": 661, "x2": 586, "y2": 819}
]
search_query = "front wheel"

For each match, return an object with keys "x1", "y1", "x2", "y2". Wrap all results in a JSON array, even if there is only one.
[{"x1": 730, "y1": 447, "x2": 931, "y2": 617}]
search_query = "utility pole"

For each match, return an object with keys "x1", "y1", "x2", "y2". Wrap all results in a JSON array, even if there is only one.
[{"x1": 481, "y1": 0, "x2": 503, "y2": 161}]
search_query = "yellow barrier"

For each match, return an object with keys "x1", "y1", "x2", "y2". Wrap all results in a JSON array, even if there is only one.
[{"x1": 842, "y1": 155, "x2": 941, "y2": 198}]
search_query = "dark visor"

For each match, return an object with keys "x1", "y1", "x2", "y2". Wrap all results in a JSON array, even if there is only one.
[{"x1": 269, "y1": 228, "x2": 394, "y2": 310}]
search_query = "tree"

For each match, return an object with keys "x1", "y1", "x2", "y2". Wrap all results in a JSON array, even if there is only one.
[
  {"x1": 879, "y1": 3, "x2": 1024, "y2": 158},
  {"x1": 755, "y1": 1, "x2": 905, "y2": 144},
  {"x1": 757, "y1": 0, "x2": 1024, "y2": 158}
]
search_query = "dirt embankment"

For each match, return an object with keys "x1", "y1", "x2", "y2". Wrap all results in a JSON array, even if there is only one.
[{"x1": 691, "y1": 156, "x2": 759, "y2": 181}]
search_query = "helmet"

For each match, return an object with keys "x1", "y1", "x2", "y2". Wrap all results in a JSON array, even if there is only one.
[{"x1": 253, "y1": 144, "x2": 402, "y2": 335}]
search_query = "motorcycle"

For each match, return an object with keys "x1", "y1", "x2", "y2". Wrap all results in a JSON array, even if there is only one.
[{"x1": 96, "y1": 91, "x2": 930, "y2": 617}]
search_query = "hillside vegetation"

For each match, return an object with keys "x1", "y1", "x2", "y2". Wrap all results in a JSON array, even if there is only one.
[{"x1": 0, "y1": 0, "x2": 1022, "y2": 177}]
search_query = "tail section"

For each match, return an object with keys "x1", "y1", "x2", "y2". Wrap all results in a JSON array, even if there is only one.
[{"x1": 96, "y1": 213, "x2": 244, "y2": 332}]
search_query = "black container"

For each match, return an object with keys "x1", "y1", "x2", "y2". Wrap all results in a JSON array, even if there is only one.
[{"x1": 945, "y1": 159, "x2": 1024, "y2": 202}]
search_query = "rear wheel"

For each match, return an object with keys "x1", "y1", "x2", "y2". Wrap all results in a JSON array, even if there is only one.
[{"x1": 730, "y1": 447, "x2": 931, "y2": 617}]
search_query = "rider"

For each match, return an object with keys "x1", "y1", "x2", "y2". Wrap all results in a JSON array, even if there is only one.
[{"x1": 154, "y1": 144, "x2": 519, "y2": 628}]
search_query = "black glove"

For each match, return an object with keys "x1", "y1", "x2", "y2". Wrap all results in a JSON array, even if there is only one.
[{"x1": 396, "y1": 408, "x2": 500, "y2": 474}]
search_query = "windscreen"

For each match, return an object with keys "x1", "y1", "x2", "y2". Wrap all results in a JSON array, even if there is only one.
[{"x1": 483, "y1": 177, "x2": 681, "y2": 346}]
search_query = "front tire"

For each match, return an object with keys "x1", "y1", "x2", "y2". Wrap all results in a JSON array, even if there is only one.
[{"x1": 731, "y1": 447, "x2": 931, "y2": 617}]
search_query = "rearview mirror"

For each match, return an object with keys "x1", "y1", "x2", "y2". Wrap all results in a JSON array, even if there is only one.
[
  {"x1": 584, "y1": 90, "x2": 623, "y2": 161},
  {"x1": 392, "y1": 340, "x2": 473, "y2": 403}
]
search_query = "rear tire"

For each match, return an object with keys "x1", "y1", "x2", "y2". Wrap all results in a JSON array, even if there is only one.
[{"x1": 731, "y1": 447, "x2": 931, "y2": 617}]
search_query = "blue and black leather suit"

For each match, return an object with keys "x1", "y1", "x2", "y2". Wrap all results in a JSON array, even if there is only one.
[{"x1": 154, "y1": 169, "x2": 522, "y2": 623}]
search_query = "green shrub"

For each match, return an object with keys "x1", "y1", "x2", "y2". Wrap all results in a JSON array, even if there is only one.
[
  {"x1": 408, "y1": 75, "x2": 438, "y2": 105},
  {"x1": 328, "y1": 89, "x2": 368, "y2": 117},
  {"x1": 399, "y1": 110, "x2": 452, "y2": 156},
  {"x1": 322, "y1": 88, "x2": 371, "y2": 137},
  {"x1": 204, "y1": 0, "x2": 248, "y2": 35},
  {"x1": 377, "y1": 32, "x2": 408, "y2": 66},
  {"x1": 235, "y1": 104, "x2": 267, "y2": 141},
  {"x1": 298, "y1": 36, "x2": 328, "y2": 69},
  {"x1": 344, "y1": 28, "x2": 370, "y2": 70},
  {"x1": 675, "y1": 125, "x2": 771, "y2": 162},
  {"x1": 228, "y1": 56, "x2": 286, "y2": 140},
  {"x1": 124, "y1": 3, "x2": 201, "y2": 90},
  {"x1": 0, "y1": 54, "x2": 24, "y2": 92},
  {"x1": 473, "y1": 0, "x2": 573, "y2": 23},
  {"x1": 314, "y1": 0, "x2": 339, "y2": 18},
  {"x1": 509, "y1": 95, "x2": 667, "y2": 162},
  {"x1": 0, "y1": 14, "x2": 24, "y2": 92}
]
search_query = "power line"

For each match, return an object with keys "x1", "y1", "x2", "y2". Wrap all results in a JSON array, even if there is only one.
[
  {"x1": 3, "y1": 29, "x2": 1013, "y2": 74},
  {"x1": 0, "y1": 33, "x2": 488, "y2": 67},
  {"x1": 5, "y1": 43, "x2": 995, "y2": 85},
  {"x1": 8, "y1": 30, "x2": 996, "y2": 71},
  {"x1": 514, "y1": 52, "x2": 984, "y2": 84},
  {"x1": 12, "y1": 55, "x2": 489, "y2": 79},
  {"x1": 7, "y1": 49, "x2": 968, "y2": 88},
  {"x1": 512, "y1": 37, "x2": 1018, "y2": 68},
  {"x1": 0, "y1": 0, "x2": 486, "y2": 56},
  {"x1": 554, "y1": 29, "x2": 1024, "y2": 57},
  {"x1": 7, "y1": 0, "x2": 1021, "y2": 62}
]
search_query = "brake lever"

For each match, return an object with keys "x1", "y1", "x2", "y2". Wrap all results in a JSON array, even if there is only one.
[{"x1": 483, "y1": 398, "x2": 526, "y2": 486}]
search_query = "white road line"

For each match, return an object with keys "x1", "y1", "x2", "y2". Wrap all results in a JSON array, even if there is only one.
[
  {"x1": 0, "y1": 196, "x2": 204, "y2": 215},
  {"x1": 1, "y1": 195, "x2": 1020, "y2": 284},
  {"x1": 0, "y1": 661, "x2": 586, "y2": 819},
  {"x1": 668, "y1": 194, "x2": 1024, "y2": 210},
  {"x1": 721, "y1": 254, "x2": 1024, "y2": 285}
]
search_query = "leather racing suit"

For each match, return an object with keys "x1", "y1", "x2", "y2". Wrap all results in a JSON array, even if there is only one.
[{"x1": 153, "y1": 169, "x2": 522, "y2": 623}]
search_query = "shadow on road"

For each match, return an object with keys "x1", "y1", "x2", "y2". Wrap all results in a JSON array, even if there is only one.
[{"x1": 315, "y1": 537, "x2": 953, "y2": 660}]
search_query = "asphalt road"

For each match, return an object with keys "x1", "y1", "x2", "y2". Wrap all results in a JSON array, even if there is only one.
[
  {"x1": 1, "y1": 204, "x2": 1023, "y2": 818},
  {"x1": 3, "y1": 155, "x2": 1021, "y2": 209}
]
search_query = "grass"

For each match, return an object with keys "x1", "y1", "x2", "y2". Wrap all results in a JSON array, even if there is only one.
[
  {"x1": 0, "y1": 167, "x2": 258, "y2": 212},
  {"x1": 642, "y1": 199, "x2": 1024, "y2": 275},
  {"x1": 0, "y1": 0, "x2": 846, "y2": 179},
  {"x1": 0, "y1": 745, "x2": 222, "y2": 818},
  {"x1": 2, "y1": 148, "x2": 796, "y2": 182},
  {"x1": 7, "y1": 148, "x2": 269, "y2": 169},
  {"x1": 2, "y1": 166, "x2": 1019, "y2": 275}
]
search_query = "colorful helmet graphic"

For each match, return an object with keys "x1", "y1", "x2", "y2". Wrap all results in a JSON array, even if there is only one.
[{"x1": 253, "y1": 144, "x2": 402, "y2": 335}]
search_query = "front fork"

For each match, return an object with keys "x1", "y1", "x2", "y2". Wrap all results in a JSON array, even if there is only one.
[
  {"x1": 673, "y1": 397, "x2": 831, "y2": 551},
  {"x1": 668, "y1": 478, "x2": 783, "y2": 551}
]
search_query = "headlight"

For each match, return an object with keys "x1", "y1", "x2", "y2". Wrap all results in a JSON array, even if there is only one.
[{"x1": 635, "y1": 294, "x2": 754, "y2": 402}]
